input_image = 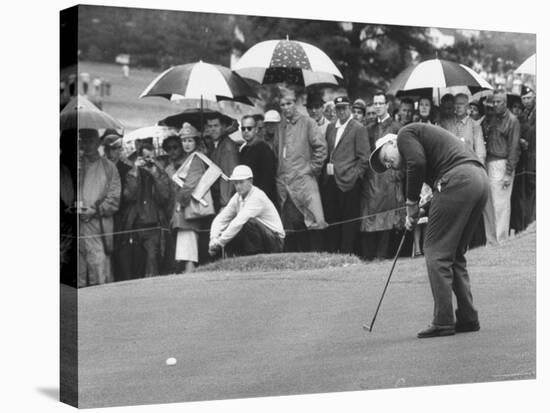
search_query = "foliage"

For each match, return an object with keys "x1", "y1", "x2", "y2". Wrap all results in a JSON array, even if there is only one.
[{"x1": 76, "y1": 5, "x2": 535, "y2": 101}]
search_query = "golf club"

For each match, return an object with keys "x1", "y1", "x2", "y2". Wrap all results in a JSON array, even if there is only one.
[{"x1": 363, "y1": 230, "x2": 408, "y2": 332}]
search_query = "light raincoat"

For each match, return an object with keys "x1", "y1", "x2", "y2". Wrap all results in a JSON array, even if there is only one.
[{"x1": 275, "y1": 112, "x2": 328, "y2": 229}]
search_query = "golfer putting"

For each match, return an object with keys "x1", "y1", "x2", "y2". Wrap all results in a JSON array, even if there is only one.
[{"x1": 369, "y1": 123, "x2": 489, "y2": 338}]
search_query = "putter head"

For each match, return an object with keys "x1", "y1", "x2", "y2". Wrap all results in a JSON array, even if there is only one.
[{"x1": 363, "y1": 324, "x2": 372, "y2": 332}]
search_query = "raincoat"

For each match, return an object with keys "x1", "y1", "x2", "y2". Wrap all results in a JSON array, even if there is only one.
[{"x1": 275, "y1": 112, "x2": 327, "y2": 229}]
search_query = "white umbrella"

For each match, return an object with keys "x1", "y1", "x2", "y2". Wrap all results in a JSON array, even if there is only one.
[
  {"x1": 122, "y1": 125, "x2": 179, "y2": 157},
  {"x1": 234, "y1": 38, "x2": 343, "y2": 87},
  {"x1": 515, "y1": 54, "x2": 536, "y2": 75}
]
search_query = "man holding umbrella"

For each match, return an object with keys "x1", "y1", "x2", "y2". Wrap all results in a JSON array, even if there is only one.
[{"x1": 369, "y1": 123, "x2": 488, "y2": 338}]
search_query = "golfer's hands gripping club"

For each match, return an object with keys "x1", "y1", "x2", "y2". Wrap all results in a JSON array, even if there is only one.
[{"x1": 405, "y1": 200, "x2": 420, "y2": 231}]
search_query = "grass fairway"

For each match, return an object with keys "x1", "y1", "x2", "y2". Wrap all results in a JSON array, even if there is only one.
[{"x1": 73, "y1": 226, "x2": 536, "y2": 408}]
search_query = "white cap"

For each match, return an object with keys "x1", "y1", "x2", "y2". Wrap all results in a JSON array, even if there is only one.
[
  {"x1": 369, "y1": 133, "x2": 398, "y2": 174},
  {"x1": 264, "y1": 110, "x2": 281, "y2": 123},
  {"x1": 229, "y1": 165, "x2": 253, "y2": 181}
]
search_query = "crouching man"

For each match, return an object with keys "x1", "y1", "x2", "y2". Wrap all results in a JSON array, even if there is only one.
[{"x1": 208, "y1": 165, "x2": 285, "y2": 257}]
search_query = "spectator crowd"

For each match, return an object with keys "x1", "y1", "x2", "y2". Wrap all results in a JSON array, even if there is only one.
[{"x1": 61, "y1": 71, "x2": 536, "y2": 288}]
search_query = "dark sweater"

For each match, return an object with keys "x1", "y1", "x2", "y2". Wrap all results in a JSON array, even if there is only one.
[
  {"x1": 397, "y1": 123, "x2": 484, "y2": 202},
  {"x1": 240, "y1": 139, "x2": 278, "y2": 207}
]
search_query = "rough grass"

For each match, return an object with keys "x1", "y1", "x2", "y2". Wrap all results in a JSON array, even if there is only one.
[
  {"x1": 199, "y1": 252, "x2": 363, "y2": 273},
  {"x1": 197, "y1": 222, "x2": 536, "y2": 275}
]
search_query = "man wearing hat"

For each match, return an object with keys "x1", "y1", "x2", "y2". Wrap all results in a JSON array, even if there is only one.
[
  {"x1": 208, "y1": 165, "x2": 285, "y2": 257},
  {"x1": 481, "y1": 91, "x2": 521, "y2": 245},
  {"x1": 275, "y1": 87, "x2": 327, "y2": 252},
  {"x1": 322, "y1": 96, "x2": 370, "y2": 253},
  {"x1": 511, "y1": 85, "x2": 536, "y2": 233},
  {"x1": 102, "y1": 131, "x2": 133, "y2": 281},
  {"x1": 78, "y1": 128, "x2": 121, "y2": 287},
  {"x1": 370, "y1": 123, "x2": 489, "y2": 338},
  {"x1": 306, "y1": 91, "x2": 330, "y2": 136},
  {"x1": 263, "y1": 109, "x2": 281, "y2": 153},
  {"x1": 352, "y1": 98, "x2": 367, "y2": 126}
]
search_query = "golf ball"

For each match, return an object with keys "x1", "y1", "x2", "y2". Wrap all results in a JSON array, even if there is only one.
[{"x1": 166, "y1": 357, "x2": 177, "y2": 366}]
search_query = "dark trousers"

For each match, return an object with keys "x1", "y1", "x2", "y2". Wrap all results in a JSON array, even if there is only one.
[
  {"x1": 281, "y1": 197, "x2": 323, "y2": 252},
  {"x1": 359, "y1": 230, "x2": 393, "y2": 260},
  {"x1": 322, "y1": 177, "x2": 360, "y2": 254},
  {"x1": 225, "y1": 218, "x2": 283, "y2": 256},
  {"x1": 118, "y1": 228, "x2": 162, "y2": 279},
  {"x1": 424, "y1": 164, "x2": 489, "y2": 327},
  {"x1": 510, "y1": 172, "x2": 536, "y2": 233}
]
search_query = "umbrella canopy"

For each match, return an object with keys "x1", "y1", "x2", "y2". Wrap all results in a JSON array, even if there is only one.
[
  {"x1": 123, "y1": 125, "x2": 179, "y2": 144},
  {"x1": 139, "y1": 61, "x2": 258, "y2": 105},
  {"x1": 122, "y1": 125, "x2": 179, "y2": 158},
  {"x1": 60, "y1": 95, "x2": 123, "y2": 131},
  {"x1": 388, "y1": 58, "x2": 493, "y2": 97},
  {"x1": 158, "y1": 108, "x2": 235, "y2": 131},
  {"x1": 233, "y1": 39, "x2": 343, "y2": 87},
  {"x1": 515, "y1": 53, "x2": 536, "y2": 75}
]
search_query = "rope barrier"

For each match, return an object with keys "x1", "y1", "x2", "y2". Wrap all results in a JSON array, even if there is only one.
[
  {"x1": 63, "y1": 206, "x2": 407, "y2": 240},
  {"x1": 65, "y1": 170, "x2": 536, "y2": 240}
]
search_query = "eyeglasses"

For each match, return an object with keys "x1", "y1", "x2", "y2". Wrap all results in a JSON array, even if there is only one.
[
  {"x1": 164, "y1": 145, "x2": 180, "y2": 151},
  {"x1": 240, "y1": 126, "x2": 255, "y2": 132}
]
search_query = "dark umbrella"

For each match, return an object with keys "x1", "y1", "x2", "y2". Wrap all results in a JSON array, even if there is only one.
[{"x1": 158, "y1": 108, "x2": 235, "y2": 131}]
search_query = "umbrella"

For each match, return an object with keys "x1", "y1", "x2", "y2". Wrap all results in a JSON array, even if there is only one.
[
  {"x1": 388, "y1": 58, "x2": 493, "y2": 98},
  {"x1": 158, "y1": 108, "x2": 235, "y2": 131},
  {"x1": 139, "y1": 60, "x2": 258, "y2": 105},
  {"x1": 122, "y1": 125, "x2": 179, "y2": 158},
  {"x1": 60, "y1": 95, "x2": 123, "y2": 131},
  {"x1": 515, "y1": 53, "x2": 536, "y2": 75},
  {"x1": 233, "y1": 38, "x2": 343, "y2": 87}
]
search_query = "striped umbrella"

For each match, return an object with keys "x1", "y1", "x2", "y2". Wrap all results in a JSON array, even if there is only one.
[
  {"x1": 140, "y1": 61, "x2": 258, "y2": 105},
  {"x1": 233, "y1": 39, "x2": 343, "y2": 87},
  {"x1": 60, "y1": 95, "x2": 123, "y2": 131},
  {"x1": 387, "y1": 58, "x2": 493, "y2": 98}
]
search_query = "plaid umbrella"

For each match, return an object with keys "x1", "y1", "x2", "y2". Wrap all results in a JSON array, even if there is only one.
[
  {"x1": 139, "y1": 61, "x2": 258, "y2": 105},
  {"x1": 60, "y1": 95, "x2": 123, "y2": 131},
  {"x1": 387, "y1": 58, "x2": 493, "y2": 98},
  {"x1": 233, "y1": 39, "x2": 343, "y2": 87}
]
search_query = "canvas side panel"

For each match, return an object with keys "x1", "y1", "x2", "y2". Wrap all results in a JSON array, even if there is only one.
[{"x1": 60, "y1": 5, "x2": 79, "y2": 408}]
